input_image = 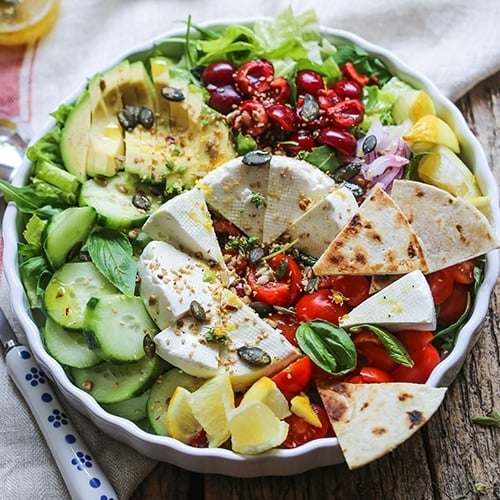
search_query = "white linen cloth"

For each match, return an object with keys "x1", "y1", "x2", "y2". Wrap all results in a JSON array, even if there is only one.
[{"x1": 0, "y1": 1, "x2": 499, "y2": 499}]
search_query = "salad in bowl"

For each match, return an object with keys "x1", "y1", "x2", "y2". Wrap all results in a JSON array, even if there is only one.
[{"x1": 1, "y1": 8, "x2": 499, "y2": 475}]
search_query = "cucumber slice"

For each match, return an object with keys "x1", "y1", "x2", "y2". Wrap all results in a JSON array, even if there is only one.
[
  {"x1": 44, "y1": 261, "x2": 118, "y2": 330},
  {"x1": 101, "y1": 388, "x2": 151, "y2": 421},
  {"x1": 43, "y1": 316, "x2": 101, "y2": 368},
  {"x1": 79, "y1": 171, "x2": 164, "y2": 230},
  {"x1": 71, "y1": 355, "x2": 166, "y2": 404},
  {"x1": 83, "y1": 294, "x2": 158, "y2": 363},
  {"x1": 44, "y1": 206, "x2": 97, "y2": 269},
  {"x1": 147, "y1": 368, "x2": 204, "y2": 436}
]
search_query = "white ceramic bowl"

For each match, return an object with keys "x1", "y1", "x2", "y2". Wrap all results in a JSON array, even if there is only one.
[{"x1": 3, "y1": 19, "x2": 499, "y2": 477}]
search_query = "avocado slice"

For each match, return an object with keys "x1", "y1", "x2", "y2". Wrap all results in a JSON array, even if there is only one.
[
  {"x1": 129, "y1": 60, "x2": 156, "y2": 111},
  {"x1": 60, "y1": 90, "x2": 91, "y2": 182},
  {"x1": 115, "y1": 59, "x2": 139, "y2": 107}
]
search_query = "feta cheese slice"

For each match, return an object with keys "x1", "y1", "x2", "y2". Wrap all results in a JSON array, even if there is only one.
[
  {"x1": 263, "y1": 156, "x2": 335, "y2": 243},
  {"x1": 198, "y1": 157, "x2": 269, "y2": 241},
  {"x1": 142, "y1": 188, "x2": 226, "y2": 271},
  {"x1": 287, "y1": 186, "x2": 358, "y2": 258},
  {"x1": 339, "y1": 270, "x2": 436, "y2": 331},
  {"x1": 217, "y1": 290, "x2": 300, "y2": 391},
  {"x1": 138, "y1": 240, "x2": 222, "y2": 329}
]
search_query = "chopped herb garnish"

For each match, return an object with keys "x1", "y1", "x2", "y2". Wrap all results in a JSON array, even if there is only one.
[{"x1": 250, "y1": 191, "x2": 266, "y2": 208}]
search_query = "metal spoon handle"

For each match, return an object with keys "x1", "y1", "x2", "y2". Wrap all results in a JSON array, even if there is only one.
[{"x1": 6, "y1": 345, "x2": 118, "y2": 500}]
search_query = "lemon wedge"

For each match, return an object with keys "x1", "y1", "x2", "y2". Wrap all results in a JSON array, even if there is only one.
[
  {"x1": 165, "y1": 386, "x2": 202, "y2": 443},
  {"x1": 228, "y1": 400, "x2": 289, "y2": 454},
  {"x1": 240, "y1": 377, "x2": 290, "y2": 419},
  {"x1": 417, "y1": 145, "x2": 481, "y2": 199},
  {"x1": 290, "y1": 393, "x2": 322, "y2": 427},
  {"x1": 403, "y1": 115, "x2": 460, "y2": 153},
  {"x1": 189, "y1": 372, "x2": 234, "y2": 448}
]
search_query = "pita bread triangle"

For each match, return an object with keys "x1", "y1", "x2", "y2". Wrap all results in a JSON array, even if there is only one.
[
  {"x1": 316, "y1": 380, "x2": 447, "y2": 469},
  {"x1": 312, "y1": 185, "x2": 429, "y2": 275},
  {"x1": 390, "y1": 179, "x2": 500, "y2": 273}
]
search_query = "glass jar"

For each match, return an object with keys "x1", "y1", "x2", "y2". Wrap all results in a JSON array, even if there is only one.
[{"x1": 0, "y1": 0, "x2": 59, "y2": 46}]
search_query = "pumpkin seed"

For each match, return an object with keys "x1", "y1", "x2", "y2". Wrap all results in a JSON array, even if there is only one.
[
  {"x1": 237, "y1": 346, "x2": 271, "y2": 366},
  {"x1": 161, "y1": 86, "x2": 185, "y2": 102},
  {"x1": 333, "y1": 160, "x2": 362, "y2": 182},
  {"x1": 362, "y1": 134, "x2": 377, "y2": 154},
  {"x1": 143, "y1": 334, "x2": 156, "y2": 359},
  {"x1": 248, "y1": 301, "x2": 274, "y2": 317},
  {"x1": 241, "y1": 149, "x2": 272, "y2": 167},
  {"x1": 275, "y1": 257, "x2": 289, "y2": 280},
  {"x1": 138, "y1": 106, "x2": 155, "y2": 129},
  {"x1": 190, "y1": 300, "x2": 207, "y2": 323},
  {"x1": 132, "y1": 194, "x2": 151, "y2": 211},
  {"x1": 248, "y1": 245, "x2": 265, "y2": 266},
  {"x1": 117, "y1": 106, "x2": 138, "y2": 131},
  {"x1": 299, "y1": 93, "x2": 320, "y2": 121}
]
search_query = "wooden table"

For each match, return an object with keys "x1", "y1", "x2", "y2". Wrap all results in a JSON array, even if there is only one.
[{"x1": 131, "y1": 73, "x2": 500, "y2": 500}]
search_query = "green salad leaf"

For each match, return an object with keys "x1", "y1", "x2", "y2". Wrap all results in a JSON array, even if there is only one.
[
  {"x1": 296, "y1": 320, "x2": 357, "y2": 375},
  {"x1": 87, "y1": 229, "x2": 138, "y2": 297}
]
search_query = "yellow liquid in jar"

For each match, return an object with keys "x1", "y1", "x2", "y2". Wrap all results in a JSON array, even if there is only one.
[{"x1": 0, "y1": 0, "x2": 59, "y2": 46}]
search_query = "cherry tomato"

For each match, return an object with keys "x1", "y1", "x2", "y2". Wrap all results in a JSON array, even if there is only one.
[
  {"x1": 341, "y1": 62, "x2": 370, "y2": 87},
  {"x1": 448, "y1": 259, "x2": 476, "y2": 284},
  {"x1": 187, "y1": 428, "x2": 208, "y2": 448},
  {"x1": 247, "y1": 254, "x2": 302, "y2": 307},
  {"x1": 426, "y1": 268, "x2": 454, "y2": 305},
  {"x1": 234, "y1": 58, "x2": 274, "y2": 95},
  {"x1": 396, "y1": 330, "x2": 434, "y2": 354},
  {"x1": 330, "y1": 79, "x2": 362, "y2": 100},
  {"x1": 346, "y1": 366, "x2": 394, "y2": 383},
  {"x1": 268, "y1": 311, "x2": 300, "y2": 347},
  {"x1": 201, "y1": 60, "x2": 237, "y2": 87},
  {"x1": 327, "y1": 99, "x2": 365, "y2": 128},
  {"x1": 266, "y1": 103, "x2": 297, "y2": 132},
  {"x1": 352, "y1": 329, "x2": 398, "y2": 373},
  {"x1": 282, "y1": 403, "x2": 331, "y2": 448},
  {"x1": 285, "y1": 130, "x2": 317, "y2": 156},
  {"x1": 317, "y1": 275, "x2": 370, "y2": 307},
  {"x1": 268, "y1": 76, "x2": 292, "y2": 103},
  {"x1": 230, "y1": 100, "x2": 269, "y2": 137},
  {"x1": 318, "y1": 127, "x2": 357, "y2": 156},
  {"x1": 213, "y1": 218, "x2": 242, "y2": 236},
  {"x1": 316, "y1": 88, "x2": 341, "y2": 110},
  {"x1": 391, "y1": 343, "x2": 441, "y2": 383},
  {"x1": 438, "y1": 283, "x2": 469, "y2": 326},
  {"x1": 295, "y1": 289, "x2": 350, "y2": 325},
  {"x1": 272, "y1": 356, "x2": 313, "y2": 396},
  {"x1": 207, "y1": 84, "x2": 242, "y2": 114},
  {"x1": 295, "y1": 70, "x2": 324, "y2": 97}
]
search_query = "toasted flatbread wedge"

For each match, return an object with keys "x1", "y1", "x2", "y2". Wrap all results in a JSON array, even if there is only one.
[
  {"x1": 390, "y1": 179, "x2": 500, "y2": 273},
  {"x1": 316, "y1": 381, "x2": 447, "y2": 469},
  {"x1": 312, "y1": 185, "x2": 429, "y2": 275}
]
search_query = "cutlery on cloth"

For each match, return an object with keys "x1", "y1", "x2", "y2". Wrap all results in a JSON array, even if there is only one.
[{"x1": 0, "y1": 306, "x2": 118, "y2": 500}]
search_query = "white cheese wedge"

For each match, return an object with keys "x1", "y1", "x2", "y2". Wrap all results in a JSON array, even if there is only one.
[
  {"x1": 217, "y1": 290, "x2": 300, "y2": 391},
  {"x1": 138, "y1": 240, "x2": 222, "y2": 329},
  {"x1": 198, "y1": 157, "x2": 269, "y2": 240},
  {"x1": 142, "y1": 188, "x2": 226, "y2": 270},
  {"x1": 287, "y1": 186, "x2": 358, "y2": 258},
  {"x1": 264, "y1": 156, "x2": 335, "y2": 243},
  {"x1": 153, "y1": 308, "x2": 221, "y2": 379},
  {"x1": 339, "y1": 270, "x2": 436, "y2": 331}
]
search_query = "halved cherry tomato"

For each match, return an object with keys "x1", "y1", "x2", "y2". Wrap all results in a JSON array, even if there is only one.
[
  {"x1": 448, "y1": 259, "x2": 476, "y2": 284},
  {"x1": 330, "y1": 79, "x2": 362, "y2": 100},
  {"x1": 188, "y1": 428, "x2": 209, "y2": 448},
  {"x1": 234, "y1": 58, "x2": 274, "y2": 95},
  {"x1": 272, "y1": 356, "x2": 313, "y2": 396},
  {"x1": 346, "y1": 366, "x2": 394, "y2": 383},
  {"x1": 212, "y1": 218, "x2": 243, "y2": 237},
  {"x1": 267, "y1": 311, "x2": 300, "y2": 347},
  {"x1": 267, "y1": 76, "x2": 292, "y2": 103},
  {"x1": 230, "y1": 100, "x2": 269, "y2": 136},
  {"x1": 317, "y1": 275, "x2": 370, "y2": 306},
  {"x1": 396, "y1": 330, "x2": 434, "y2": 354},
  {"x1": 316, "y1": 88, "x2": 341, "y2": 110},
  {"x1": 317, "y1": 127, "x2": 357, "y2": 156},
  {"x1": 295, "y1": 69, "x2": 324, "y2": 97},
  {"x1": 282, "y1": 403, "x2": 331, "y2": 448},
  {"x1": 247, "y1": 254, "x2": 302, "y2": 307},
  {"x1": 438, "y1": 283, "x2": 469, "y2": 326},
  {"x1": 391, "y1": 343, "x2": 441, "y2": 383},
  {"x1": 327, "y1": 99, "x2": 365, "y2": 128},
  {"x1": 266, "y1": 103, "x2": 297, "y2": 132},
  {"x1": 352, "y1": 329, "x2": 398, "y2": 373},
  {"x1": 426, "y1": 268, "x2": 454, "y2": 305},
  {"x1": 295, "y1": 289, "x2": 350, "y2": 325}
]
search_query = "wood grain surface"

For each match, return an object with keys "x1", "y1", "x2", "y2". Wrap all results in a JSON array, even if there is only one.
[{"x1": 131, "y1": 72, "x2": 500, "y2": 500}]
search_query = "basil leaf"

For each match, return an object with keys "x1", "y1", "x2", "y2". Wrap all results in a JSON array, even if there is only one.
[
  {"x1": 296, "y1": 320, "x2": 357, "y2": 375},
  {"x1": 87, "y1": 229, "x2": 137, "y2": 297},
  {"x1": 350, "y1": 324, "x2": 414, "y2": 367}
]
